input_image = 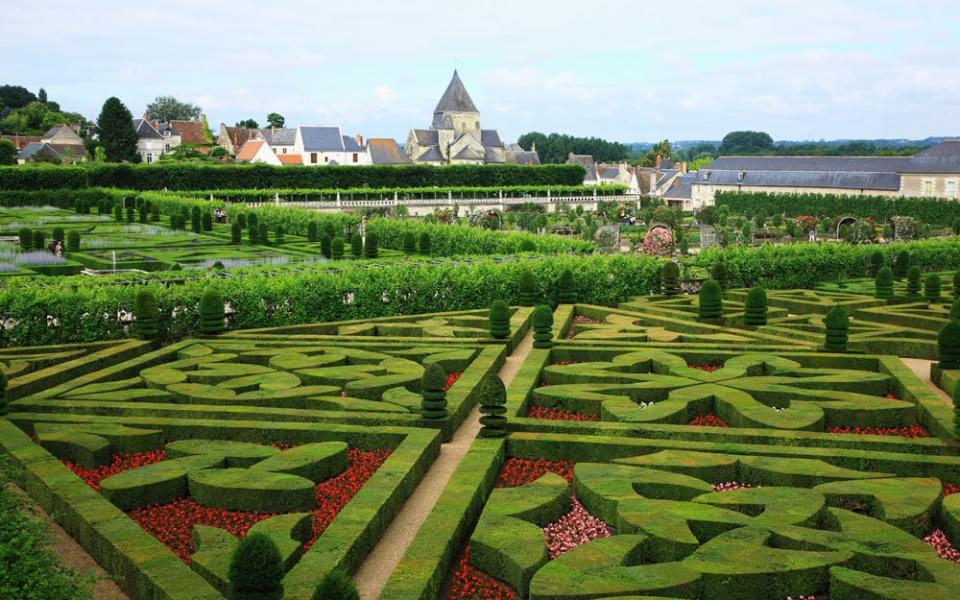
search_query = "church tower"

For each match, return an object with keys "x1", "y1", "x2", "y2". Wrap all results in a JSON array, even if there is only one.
[{"x1": 432, "y1": 70, "x2": 480, "y2": 135}]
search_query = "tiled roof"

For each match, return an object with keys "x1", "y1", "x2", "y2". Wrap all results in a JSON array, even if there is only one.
[
  {"x1": 278, "y1": 154, "x2": 303, "y2": 165},
  {"x1": 222, "y1": 126, "x2": 255, "y2": 151},
  {"x1": 236, "y1": 140, "x2": 264, "y2": 162},
  {"x1": 0, "y1": 134, "x2": 42, "y2": 150},
  {"x1": 505, "y1": 150, "x2": 540, "y2": 165},
  {"x1": 169, "y1": 120, "x2": 207, "y2": 144},
  {"x1": 480, "y1": 129, "x2": 502, "y2": 148},
  {"x1": 453, "y1": 146, "x2": 485, "y2": 160},
  {"x1": 417, "y1": 147, "x2": 445, "y2": 162},
  {"x1": 709, "y1": 156, "x2": 910, "y2": 173},
  {"x1": 916, "y1": 140, "x2": 960, "y2": 157},
  {"x1": 367, "y1": 138, "x2": 411, "y2": 164},
  {"x1": 413, "y1": 129, "x2": 439, "y2": 146},
  {"x1": 663, "y1": 174, "x2": 694, "y2": 199},
  {"x1": 342, "y1": 135, "x2": 363, "y2": 152}
]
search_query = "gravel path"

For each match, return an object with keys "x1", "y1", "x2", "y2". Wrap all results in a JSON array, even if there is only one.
[{"x1": 900, "y1": 357, "x2": 954, "y2": 407}]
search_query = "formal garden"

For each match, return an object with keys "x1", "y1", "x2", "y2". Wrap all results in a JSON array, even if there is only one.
[{"x1": 2, "y1": 165, "x2": 960, "y2": 600}]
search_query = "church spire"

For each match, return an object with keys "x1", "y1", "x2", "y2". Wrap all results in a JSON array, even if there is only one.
[{"x1": 434, "y1": 70, "x2": 478, "y2": 114}]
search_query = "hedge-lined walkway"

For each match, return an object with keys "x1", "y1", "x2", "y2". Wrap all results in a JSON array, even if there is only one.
[
  {"x1": 354, "y1": 330, "x2": 534, "y2": 600},
  {"x1": 902, "y1": 357, "x2": 955, "y2": 407}
]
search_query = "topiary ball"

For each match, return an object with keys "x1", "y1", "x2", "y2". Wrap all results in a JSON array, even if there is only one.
[
  {"x1": 660, "y1": 262, "x2": 681, "y2": 297},
  {"x1": 199, "y1": 287, "x2": 225, "y2": 335},
  {"x1": 518, "y1": 269, "x2": 538, "y2": 306},
  {"x1": 938, "y1": 320, "x2": 960, "y2": 369},
  {"x1": 420, "y1": 363, "x2": 448, "y2": 420},
  {"x1": 824, "y1": 305, "x2": 849, "y2": 352},
  {"x1": 532, "y1": 304, "x2": 554, "y2": 349},
  {"x1": 134, "y1": 289, "x2": 159, "y2": 339},
  {"x1": 228, "y1": 533, "x2": 284, "y2": 600},
  {"x1": 557, "y1": 268, "x2": 577, "y2": 304},
  {"x1": 478, "y1": 374, "x2": 508, "y2": 438},
  {"x1": 906, "y1": 266, "x2": 922, "y2": 298},
  {"x1": 489, "y1": 300, "x2": 511, "y2": 339},
  {"x1": 743, "y1": 285, "x2": 768, "y2": 327},
  {"x1": 924, "y1": 273, "x2": 942, "y2": 303},
  {"x1": 875, "y1": 267, "x2": 894, "y2": 300},
  {"x1": 311, "y1": 570, "x2": 359, "y2": 600},
  {"x1": 698, "y1": 279, "x2": 724, "y2": 320}
]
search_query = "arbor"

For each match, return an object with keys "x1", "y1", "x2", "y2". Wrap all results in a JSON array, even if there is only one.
[
  {"x1": 0, "y1": 139, "x2": 16, "y2": 165},
  {"x1": 97, "y1": 97, "x2": 139, "y2": 162},
  {"x1": 718, "y1": 131, "x2": 774, "y2": 155},
  {"x1": 266, "y1": 113, "x2": 285, "y2": 128},
  {"x1": 146, "y1": 95, "x2": 201, "y2": 122}
]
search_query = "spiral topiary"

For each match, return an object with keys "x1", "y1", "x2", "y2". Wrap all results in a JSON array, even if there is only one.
[
  {"x1": 906, "y1": 266, "x2": 921, "y2": 299},
  {"x1": 134, "y1": 289, "x2": 159, "y2": 339},
  {"x1": 532, "y1": 304, "x2": 554, "y2": 349},
  {"x1": 660, "y1": 262, "x2": 681, "y2": 297},
  {"x1": 418, "y1": 231, "x2": 431, "y2": 255},
  {"x1": 698, "y1": 279, "x2": 724, "y2": 320},
  {"x1": 478, "y1": 374, "x2": 508, "y2": 438},
  {"x1": 320, "y1": 234, "x2": 331, "y2": 258},
  {"x1": 350, "y1": 234, "x2": 362, "y2": 258},
  {"x1": 420, "y1": 363, "x2": 447, "y2": 420},
  {"x1": 228, "y1": 533, "x2": 284, "y2": 600},
  {"x1": 743, "y1": 285, "x2": 768, "y2": 327},
  {"x1": 939, "y1": 320, "x2": 960, "y2": 369},
  {"x1": 199, "y1": 287, "x2": 225, "y2": 335},
  {"x1": 875, "y1": 267, "x2": 894, "y2": 300},
  {"x1": 307, "y1": 221, "x2": 318, "y2": 242},
  {"x1": 894, "y1": 249, "x2": 910, "y2": 278},
  {"x1": 868, "y1": 250, "x2": 885, "y2": 277},
  {"x1": 363, "y1": 232, "x2": 379, "y2": 259},
  {"x1": 66, "y1": 230, "x2": 80, "y2": 252},
  {"x1": 924, "y1": 273, "x2": 942, "y2": 303},
  {"x1": 489, "y1": 300, "x2": 511, "y2": 339},
  {"x1": 709, "y1": 262, "x2": 729, "y2": 291},
  {"x1": 824, "y1": 305, "x2": 849, "y2": 352},
  {"x1": 557, "y1": 268, "x2": 577, "y2": 304},
  {"x1": 258, "y1": 222, "x2": 270, "y2": 245},
  {"x1": 403, "y1": 232, "x2": 416, "y2": 255},
  {"x1": 231, "y1": 222, "x2": 241, "y2": 244},
  {"x1": 311, "y1": 570, "x2": 359, "y2": 600},
  {"x1": 331, "y1": 237, "x2": 345, "y2": 260},
  {"x1": 518, "y1": 268, "x2": 537, "y2": 306}
]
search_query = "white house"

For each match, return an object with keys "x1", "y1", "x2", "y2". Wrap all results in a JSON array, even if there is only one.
[
  {"x1": 235, "y1": 140, "x2": 282, "y2": 166},
  {"x1": 293, "y1": 126, "x2": 370, "y2": 166},
  {"x1": 132, "y1": 119, "x2": 166, "y2": 164},
  {"x1": 260, "y1": 128, "x2": 297, "y2": 156}
]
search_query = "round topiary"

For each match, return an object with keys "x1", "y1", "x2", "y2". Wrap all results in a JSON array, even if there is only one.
[
  {"x1": 363, "y1": 232, "x2": 379, "y2": 259},
  {"x1": 201, "y1": 211, "x2": 212, "y2": 231},
  {"x1": 743, "y1": 285, "x2": 768, "y2": 327},
  {"x1": 478, "y1": 374, "x2": 508, "y2": 438},
  {"x1": 824, "y1": 305, "x2": 849, "y2": 352},
  {"x1": 52, "y1": 227, "x2": 65, "y2": 243},
  {"x1": 18, "y1": 228, "x2": 32, "y2": 251},
  {"x1": 875, "y1": 267, "x2": 894, "y2": 300},
  {"x1": 66, "y1": 230, "x2": 80, "y2": 252},
  {"x1": 489, "y1": 300, "x2": 511, "y2": 339},
  {"x1": 418, "y1": 231, "x2": 431, "y2": 255},
  {"x1": 228, "y1": 533, "x2": 284, "y2": 600},
  {"x1": 532, "y1": 304, "x2": 554, "y2": 349},
  {"x1": 134, "y1": 289, "x2": 159, "y2": 339},
  {"x1": 660, "y1": 262, "x2": 681, "y2": 297},
  {"x1": 403, "y1": 232, "x2": 416, "y2": 255},
  {"x1": 698, "y1": 279, "x2": 724, "y2": 320},
  {"x1": 350, "y1": 234, "x2": 363, "y2": 258},
  {"x1": 258, "y1": 222, "x2": 270, "y2": 245},
  {"x1": 331, "y1": 237, "x2": 345, "y2": 260},
  {"x1": 894, "y1": 250, "x2": 911, "y2": 278},
  {"x1": 868, "y1": 250, "x2": 885, "y2": 277},
  {"x1": 311, "y1": 570, "x2": 359, "y2": 600},
  {"x1": 420, "y1": 363, "x2": 447, "y2": 420},
  {"x1": 307, "y1": 221, "x2": 319, "y2": 243},
  {"x1": 924, "y1": 273, "x2": 942, "y2": 303},
  {"x1": 191, "y1": 206, "x2": 201, "y2": 233},
  {"x1": 938, "y1": 320, "x2": 960, "y2": 369},
  {"x1": 231, "y1": 222, "x2": 242, "y2": 244},
  {"x1": 199, "y1": 287, "x2": 225, "y2": 335},
  {"x1": 906, "y1": 266, "x2": 922, "y2": 298},
  {"x1": 518, "y1": 238, "x2": 536, "y2": 252},
  {"x1": 557, "y1": 268, "x2": 577, "y2": 304},
  {"x1": 320, "y1": 235, "x2": 332, "y2": 258},
  {"x1": 518, "y1": 269, "x2": 537, "y2": 306},
  {"x1": 709, "y1": 262, "x2": 729, "y2": 291}
]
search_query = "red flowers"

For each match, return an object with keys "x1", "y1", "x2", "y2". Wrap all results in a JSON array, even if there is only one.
[
  {"x1": 689, "y1": 414, "x2": 730, "y2": 427},
  {"x1": 712, "y1": 482, "x2": 754, "y2": 492},
  {"x1": 527, "y1": 405, "x2": 599, "y2": 422},
  {"x1": 925, "y1": 529, "x2": 960, "y2": 563},
  {"x1": 884, "y1": 393, "x2": 897, "y2": 400},
  {"x1": 497, "y1": 458, "x2": 575, "y2": 488},
  {"x1": 543, "y1": 497, "x2": 611, "y2": 559},
  {"x1": 444, "y1": 371, "x2": 463, "y2": 392},
  {"x1": 689, "y1": 363, "x2": 723, "y2": 373},
  {"x1": 944, "y1": 483, "x2": 960, "y2": 496},
  {"x1": 447, "y1": 545, "x2": 518, "y2": 600},
  {"x1": 65, "y1": 449, "x2": 166, "y2": 491},
  {"x1": 827, "y1": 424, "x2": 929, "y2": 438}
]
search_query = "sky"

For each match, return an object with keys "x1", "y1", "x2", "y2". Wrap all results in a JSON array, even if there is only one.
[{"x1": 3, "y1": 0, "x2": 958, "y2": 143}]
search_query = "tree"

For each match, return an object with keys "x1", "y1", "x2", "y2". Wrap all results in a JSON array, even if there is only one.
[
  {"x1": 231, "y1": 222, "x2": 242, "y2": 244},
  {"x1": 97, "y1": 97, "x2": 139, "y2": 162},
  {"x1": 0, "y1": 85, "x2": 36, "y2": 112},
  {"x1": 266, "y1": 113, "x2": 285, "y2": 128},
  {"x1": 420, "y1": 363, "x2": 448, "y2": 420},
  {"x1": 515, "y1": 131, "x2": 628, "y2": 164},
  {"x1": 403, "y1": 232, "x2": 416, "y2": 255},
  {"x1": 37, "y1": 88, "x2": 47, "y2": 104},
  {"x1": 228, "y1": 533, "x2": 284, "y2": 600},
  {"x1": 638, "y1": 139, "x2": 675, "y2": 168},
  {"x1": 906, "y1": 266, "x2": 922, "y2": 299},
  {"x1": 311, "y1": 571, "x2": 358, "y2": 600},
  {"x1": 320, "y1": 234, "x2": 331, "y2": 258},
  {"x1": 489, "y1": 300, "x2": 511, "y2": 339},
  {"x1": 66, "y1": 230, "x2": 80, "y2": 252},
  {"x1": 306, "y1": 222, "x2": 318, "y2": 242},
  {"x1": 146, "y1": 95, "x2": 201, "y2": 122},
  {"x1": 0, "y1": 139, "x2": 16, "y2": 165},
  {"x1": 719, "y1": 131, "x2": 774, "y2": 155},
  {"x1": 824, "y1": 305, "x2": 849, "y2": 352},
  {"x1": 938, "y1": 321, "x2": 960, "y2": 369},
  {"x1": 478, "y1": 374, "x2": 508, "y2": 438},
  {"x1": 236, "y1": 118, "x2": 259, "y2": 129}
]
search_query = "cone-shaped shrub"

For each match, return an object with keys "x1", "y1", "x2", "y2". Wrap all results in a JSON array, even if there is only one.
[
  {"x1": 363, "y1": 232, "x2": 379, "y2": 259},
  {"x1": 19, "y1": 228, "x2": 32, "y2": 251},
  {"x1": 246, "y1": 213, "x2": 257, "y2": 233},
  {"x1": 489, "y1": 300, "x2": 511, "y2": 339},
  {"x1": 66, "y1": 230, "x2": 80, "y2": 252},
  {"x1": 939, "y1": 321, "x2": 960, "y2": 369},
  {"x1": 191, "y1": 206, "x2": 201, "y2": 232},
  {"x1": 151, "y1": 204, "x2": 160, "y2": 221},
  {"x1": 824, "y1": 305, "x2": 849, "y2": 352},
  {"x1": 698, "y1": 279, "x2": 724, "y2": 320},
  {"x1": 420, "y1": 363, "x2": 447, "y2": 420},
  {"x1": 307, "y1": 221, "x2": 318, "y2": 242},
  {"x1": 660, "y1": 262, "x2": 681, "y2": 297},
  {"x1": 557, "y1": 268, "x2": 577, "y2": 304},
  {"x1": 894, "y1": 250, "x2": 910, "y2": 278},
  {"x1": 320, "y1": 235, "x2": 331, "y2": 258},
  {"x1": 954, "y1": 272, "x2": 960, "y2": 298},
  {"x1": 258, "y1": 222, "x2": 270, "y2": 245},
  {"x1": 350, "y1": 234, "x2": 362, "y2": 258},
  {"x1": 875, "y1": 267, "x2": 894, "y2": 300},
  {"x1": 743, "y1": 286, "x2": 768, "y2": 326},
  {"x1": 175, "y1": 215, "x2": 186, "y2": 230},
  {"x1": 403, "y1": 232, "x2": 416, "y2": 255},
  {"x1": 322, "y1": 222, "x2": 335, "y2": 240},
  {"x1": 230, "y1": 222, "x2": 241, "y2": 244},
  {"x1": 33, "y1": 230, "x2": 45, "y2": 250},
  {"x1": 906, "y1": 266, "x2": 921, "y2": 298},
  {"x1": 134, "y1": 289, "x2": 159, "y2": 339},
  {"x1": 228, "y1": 533, "x2": 284, "y2": 600},
  {"x1": 248, "y1": 221, "x2": 259, "y2": 244},
  {"x1": 199, "y1": 287, "x2": 225, "y2": 334},
  {"x1": 418, "y1": 231, "x2": 431, "y2": 255},
  {"x1": 113, "y1": 204, "x2": 122, "y2": 221},
  {"x1": 478, "y1": 374, "x2": 508, "y2": 438},
  {"x1": 311, "y1": 570, "x2": 359, "y2": 600},
  {"x1": 710, "y1": 262, "x2": 729, "y2": 290},
  {"x1": 331, "y1": 237, "x2": 345, "y2": 260},
  {"x1": 532, "y1": 304, "x2": 554, "y2": 349},
  {"x1": 201, "y1": 211, "x2": 212, "y2": 231},
  {"x1": 925, "y1": 273, "x2": 942, "y2": 303},
  {"x1": 125, "y1": 206, "x2": 134, "y2": 222},
  {"x1": 518, "y1": 269, "x2": 538, "y2": 306},
  {"x1": 274, "y1": 225, "x2": 284, "y2": 245},
  {"x1": 868, "y1": 250, "x2": 885, "y2": 277},
  {"x1": 52, "y1": 227, "x2": 64, "y2": 243}
]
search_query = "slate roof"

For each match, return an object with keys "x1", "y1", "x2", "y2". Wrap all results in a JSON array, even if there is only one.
[
  {"x1": 0, "y1": 134, "x2": 41, "y2": 150},
  {"x1": 696, "y1": 169, "x2": 902, "y2": 190},
  {"x1": 260, "y1": 127, "x2": 297, "y2": 146},
  {"x1": 367, "y1": 138, "x2": 411, "y2": 164},
  {"x1": 434, "y1": 70, "x2": 478, "y2": 114},
  {"x1": 708, "y1": 156, "x2": 910, "y2": 173},
  {"x1": 916, "y1": 140, "x2": 960, "y2": 157},
  {"x1": 132, "y1": 119, "x2": 163, "y2": 140},
  {"x1": 157, "y1": 123, "x2": 179, "y2": 136},
  {"x1": 300, "y1": 126, "x2": 345, "y2": 152},
  {"x1": 169, "y1": 120, "x2": 207, "y2": 144},
  {"x1": 655, "y1": 169, "x2": 680, "y2": 189},
  {"x1": 417, "y1": 147, "x2": 445, "y2": 162},
  {"x1": 598, "y1": 166, "x2": 622, "y2": 181},
  {"x1": 480, "y1": 129, "x2": 502, "y2": 148},
  {"x1": 506, "y1": 150, "x2": 540, "y2": 165},
  {"x1": 413, "y1": 129, "x2": 439, "y2": 146},
  {"x1": 18, "y1": 142, "x2": 84, "y2": 161},
  {"x1": 663, "y1": 174, "x2": 695, "y2": 200},
  {"x1": 485, "y1": 147, "x2": 506, "y2": 164},
  {"x1": 567, "y1": 154, "x2": 598, "y2": 183},
  {"x1": 341, "y1": 135, "x2": 363, "y2": 152},
  {"x1": 899, "y1": 156, "x2": 960, "y2": 174},
  {"x1": 453, "y1": 146, "x2": 486, "y2": 161},
  {"x1": 222, "y1": 126, "x2": 256, "y2": 150}
]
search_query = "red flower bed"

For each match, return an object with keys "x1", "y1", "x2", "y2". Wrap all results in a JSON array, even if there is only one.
[
  {"x1": 497, "y1": 458, "x2": 575, "y2": 488},
  {"x1": 543, "y1": 497, "x2": 612, "y2": 559},
  {"x1": 827, "y1": 424, "x2": 929, "y2": 438},
  {"x1": 689, "y1": 414, "x2": 730, "y2": 427},
  {"x1": 883, "y1": 392, "x2": 897, "y2": 400},
  {"x1": 527, "y1": 405, "x2": 600, "y2": 422},
  {"x1": 944, "y1": 483, "x2": 960, "y2": 496},
  {"x1": 712, "y1": 482, "x2": 754, "y2": 492},
  {"x1": 444, "y1": 371, "x2": 463, "y2": 392},
  {"x1": 448, "y1": 545, "x2": 518, "y2": 600},
  {"x1": 65, "y1": 449, "x2": 166, "y2": 491},
  {"x1": 925, "y1": 529, "x2": 960, "y2": 563},
  {"x1": 689, "y1": 363, "x2": 723, "y2": 372}
]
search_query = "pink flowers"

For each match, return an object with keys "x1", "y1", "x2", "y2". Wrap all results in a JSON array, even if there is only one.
[
  {"x1": 827, "y1": 424, "x2": 929, "y2": 438},
  {"x1": 924, "y1": 529, "x2": 960, "y2": 563},
  {"x1": 712, "y1": 482, "x2": 754, "y2": 492},
  {"x1": 944, "y1": 483, "x2": 960, "y2": 496},
  {"x1": 543, "y1": 497, "x2": 612, "y2": 559},
  {"x1": 642, "y1": 227, "x2": 674, "y2": 257},
  {"x1": 689, "y1": 414, "x2": 731, "y2": 427}
]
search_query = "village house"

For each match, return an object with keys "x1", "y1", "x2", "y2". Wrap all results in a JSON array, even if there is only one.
[
  {"x1": 293, "y1": 126, "x2": 369, "y2": 166},
  {"x1": 218, "y1": 124, "x2": 261, "y2": 156},
  {"x1": 132, "y1": 118, "x2": 166, "y2": 164},
  {"x1": 235, "y1": 139, "x2": 282, "y2": 166},
  {"x1": 17, "y1": 124, "x2": 86, "y2": 164}
]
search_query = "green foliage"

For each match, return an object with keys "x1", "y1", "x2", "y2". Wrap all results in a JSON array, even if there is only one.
[
  {"x1": 65, "y1": 229, "x2": 80, "y2": 252},
  {"x1": 743, "y1": 285, "x2": 768, "y2": 326},
  {"x1": 32, "y1": 230, "x2": 44, "y2": 250},
  {"x1": 924, "y1": 273, "x2": 942, "y2": 303},
  {"x1": 247, "y1": 213, "x2": 259, "y2": 242},
  {"x1": 478, "y1": 374, "x2": 508, "y2": 438},
  {"x1": 51, "y1": 227, "x2": 64, "y2": 243},
  {"x1": 97, "y1": 97, "x2": 139, "y2": 163},
  {"x1": 719, "y1": 131, "x2": 774, "y2": 154},
  {"x1": 651, "y1": 205, "x2": 677, "y2": 228},
  {"x1": 518, "y1": 238, "x2": 536, "y2": 252},
  {"x1": 906, "y1": 266, "x2": 922, "y2": 298},
  {"x1": 516, "y1": 131, "x2": 627, "y2": 164},
  {"x1": 868, "y1": 250, "x2": 885, "y2": 277},
  {"x1": 320, "y1": 235, "x2": 332, "y2": 258},
  {"x1": 191, "y1": 206, "x2": 201, "y2": 233},
  {"x1": 660, "y1": 261, "x2": 681, "y2": 297},
  {"x1": 709, "y1": 262, "x2": 729, "y2": 291},
  {"x1": 18, "y1": 227, "x2": 32, "y2": 251},
  {"x1": 134, "y1": 289, "x2": 159, "y2": 339},
  {"x1": 199, "y1": 287, "x2": 224, "y2": 334},
  {"x1": 532, "y1": 304, "x2": 554, "y2": 349},
  {"x1": 403, "y1": 232, "x2": 416, "y2": 255},
  {"x1": 350, "y1": 234, "x2": 362, "y2": 258},
  {"x1": 895, "y1": 250, "x2": 911, "y2": 278},
  {"x1": 236, "y1": 213, "x2": 246, "y2": 228},
  {"x1": 557, "y1": 268, "x2": 576, "y2": 304},
  {"x1": 266, "y1": 113, "x2": 285, "y2": 129},
  {"x1": 274, "y1": 225, "x2": 284, "y2": 245},
  {"x1": 231, "y1": 222, "x2": 242, "y2": 244},
  {"x1": 363, "y1": 232, "x2": 379, "y2": 259},
  {"x1": 258, "y1": 222, "x2": 269, "y2": 245},
  {"x1": 113, "y1": 203, "x2": 122, "y2": 221},
  {"x1": 951, "y1": 297, "x2": 960, "y2": 321},
  {"x1": 306, "y1": 221, "x2": 318, "y2": 242},
  {"x1": 518, "y1": 268, "x2": 538, "y2": 306},
  {"x1": 228, "y1": 533, "x2": 284, "y2": 600},
  {"x1": 824, "y1": 305, "x2": 849, "y2": 352},
  {"x1": 0, "y1": 139, "x2": 16, "y2": 166},
  {"x1": 420, "y1": 363, "x2": 447, "y2": 420},
  {"x1": 331, "y1": 237, "x2": 345, "y2": 260},
  {"x1": 875, "y1": 267, "x2": 894, "y2": 300},
  {"x1": 146, "y1": 95, "x2": 201, "y2": 122},
  {"x1": 939, "y1": 321, "x2": 960, "y2": 369},
  {"x1": 955, "y1": 272, "x2": 960, "y2": 298},
  {"x1": 418, "y1": 231, "x2": 431, "y2": 255},
  {"x1": 0, "y1": 369, "x2": 5, "y2": 413},
  {"x1": 201, "y1": 211, "x2": 213, "y2": 231},
  {"x1": 489, "y1": 300, "x2": 511, "y2": 339},
  {"x1": 954, "y1": 379, "x2": 960, "y2": 438},
  {"x1": 125, "y1": 206, "x2": 134, "y2": 223},
  {"x1": 698, "y1": 279, "x2": 724, "y2": 320},
  {"x1": 311, "y1": 570, "x2": 359, "y2": 600}
]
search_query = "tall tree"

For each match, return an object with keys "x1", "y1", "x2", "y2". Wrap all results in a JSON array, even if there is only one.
[
  {"x1": 37, "y1": 87, "x2": 47, "y2": 103},
  {"x1": 517, "y1": 131, "x2": 628, "y2": 164},
  {"x1": 146, "y1": 95, "x2": 201, "y2": 122},
  {"x1": 265, "y1": 112, "x2": 285, "y2": 128},
  {"x1": 719, "y1": 131, "x2": 774, "y2": 155},
  {"x1": 639, "y1": 139, "x2": 674, "y2": 167},
  {"x1": 236, "y1": 118, "x2": 259, "y2": 129},
  {"x1": 0, "y1": 85, "x2": 36, "y2": 113},
  {"x1": 97, "y1": 97, "x2": 139, "y2": 162}
]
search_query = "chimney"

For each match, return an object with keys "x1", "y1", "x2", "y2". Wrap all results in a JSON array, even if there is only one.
[
  {"x1": 143, "y1": 111, "x2": 150, "y2": 121},
  {"x1": 355, "y1": 134, "x2": 364, "y2": 147},
  {"x1": 531, "y1": 142, "x2": 537, "y2": 152},
  {"x1": 655, "y1": 154, "x2": 662, "y2": 173}
]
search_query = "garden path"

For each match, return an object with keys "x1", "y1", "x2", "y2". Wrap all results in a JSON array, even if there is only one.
[
  {"x1": 901, "y1": 357, "x2": 954, "y2": 407},
  {"x1": 353, "y1": 330, "x2": 534, "y2": 600}
]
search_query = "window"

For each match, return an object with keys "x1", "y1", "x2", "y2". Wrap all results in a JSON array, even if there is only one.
[
  {"x1": 923, "y1": 180, "x2": 934, "y2": 196},
  {"x1": 165, "y1": 144, "x2": 170, "y2": 151},
  {"x1": 310, "y1": 153, "x2": 317, "y2": 164},
  {"x1": 146, "y1": 153, "x2": 153, "y2": 164},
  {"x1": 324, "y1": 156, "x2": 328, "y2": 163},
  {"x1": 282, "y1": 148, "x2": 287, "y2": 154},
  {"x1": 947, "y1": 180, "x2": 958, "y2": 198},
  {"x1": 352, "y1": 153, "x2": 358, "y2": 163}
]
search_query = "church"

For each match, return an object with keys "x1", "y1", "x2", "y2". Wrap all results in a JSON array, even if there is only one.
[{"x1": 404, "y1": 71, "x2": 540, "y2": 165}]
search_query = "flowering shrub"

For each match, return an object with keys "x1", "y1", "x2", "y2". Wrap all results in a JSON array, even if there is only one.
[
  {"x1": 543, "y1": 497, "x2": 612, "y2": 559},
  {"x1": 641, "y1": 227, "x2": 674, "y2": 257},
  {"x1": 527, "y1": 405, "x2": 599, "y2": 422},
  {"x1": 65, "y1": 449, "x2": 166, "y2": 491},
  {"x1": 924, "y1": 529, "x2": 960, "y2": 563},
  {"x1": 688, "y1": 414, "x2": 730, "y2": 427},
  {"x1": 447, "y1": 545, "x2": 518, "y2": 600},
  {"x1": 827, "y1": 425, "x2": 929, "y2": 438},
  {"x1": 497, "y1": 458, "x2": 575, "y2": 488},
  {"x1": 443, "y1": 371, "x2": 463, "y2": 392}
]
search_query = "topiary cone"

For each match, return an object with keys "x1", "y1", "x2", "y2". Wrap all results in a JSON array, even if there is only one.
[
  {"x1": 420, "y1": 363, "x2": 448, "y2": 420},
  {"x1": 743, "y1": 285, "x2": 768, "y2": 326},
  {"x1": 331, "y1": 237, "x2": 344, "y2": 260},
  {"x1": 320, "y1": 234, "x2": 331, "y2": 258},
  {"x1": 953, "y1": 271, "x2": 960, "y2": 298},
  {"x1": 134, "y1": 289, "x2": 159, "y2": 339},
  {"x1": 875, "y1": 267, "x2": 894, "y2": 300},
  {"x1": 906, "y1": 266, "x2": 921, "y2": 298},
  {"x1": 868, "y1": 250, "x2": 885, "y2": 277},
  {"x1": 894, "y1": 250, "x2": 910, "y2": 279},
  {"x1": 418, "y1": 231, "x2": 431, "y2": 255},
  {"x1": 938, "y1": 320, "x2": 960, "y2": 369},
  {"x1": 350, "y1": 234, "x2": 362, "y2": 257},
  {"x1": 312, "y1": 570, "x2": 359, "y2": 600},
  {"x1": 709, "y1": 262, "x2": 729, "y2": 291},
  {"x1": 532, "y1": 304, "x2": 554, "y2": 349},
  {"x1": 199, "y1": 287, "x2": 225, "y2": 335},
  {"x1": 489, "y1": 300, "x2": 511, "y2": 339},
  {"x1": 698, "y1": 279, "x2": 724, "y2": 320},
  {"x1": 924, "y1": 273, "x2": 942, "y2": 303},
  {"x1": 478, "y1": 374, "x2": 508, "y2": 438},
  {"x1": 824, "y1": 305, "x2": 849, "y2": 352},
  {"x1": 363, "y1": 232, "x2": 379, "y2": 259},
  {"x1": 660, "y1": 261, "x2": 681, "y2": 297},
  {"x1": 403, "y1": 232, "x2": 416, "y2": 255},
  {"x1": 557, "y1": 268, "x2": 577, "y2": 304},
  {"x1": 228, "y1": 533, "x2": 284, "y2": 600},
  {"x1": 518, "y1": 268, "x2": 537, "y2": 306}
]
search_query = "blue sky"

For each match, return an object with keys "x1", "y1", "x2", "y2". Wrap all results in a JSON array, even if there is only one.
[{"x1": 3, "y1": 0, "x2": 958, "y2": 143}]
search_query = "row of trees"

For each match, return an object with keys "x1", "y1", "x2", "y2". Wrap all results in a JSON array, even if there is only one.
[
  {"x1": 517, "y1": 132, "x2": 629, "y2": 164},
  {"x1": 0, "y1": 85, "x2": 85, "y2": 136}
]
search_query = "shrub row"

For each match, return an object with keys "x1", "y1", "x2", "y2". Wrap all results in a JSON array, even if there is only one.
[
  {"x1": 176, "y1": 184, "x2": 626, "y2": 202},
  {"x1": 365, "y1": 219, "x2": 596, "y2": 255},
  {"x1": 0, "y1": 163, "x2": 586, "y2": 191}
]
